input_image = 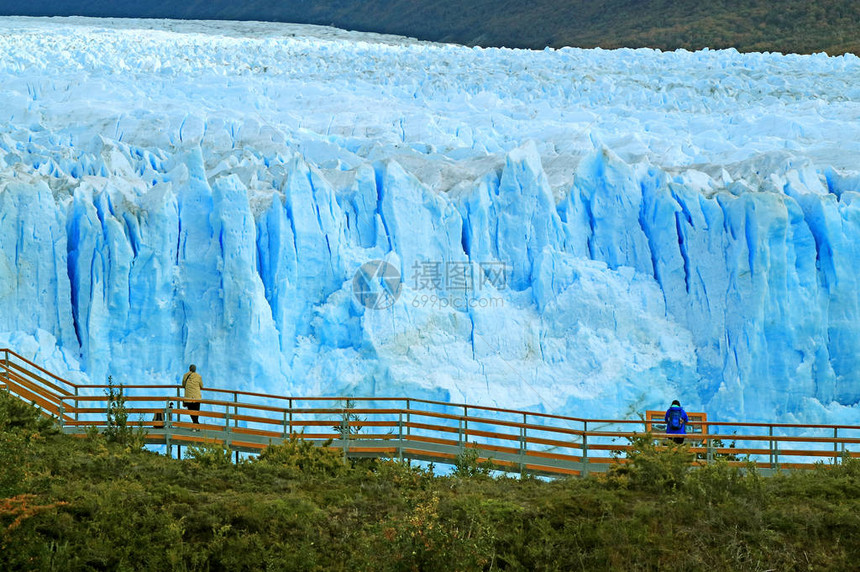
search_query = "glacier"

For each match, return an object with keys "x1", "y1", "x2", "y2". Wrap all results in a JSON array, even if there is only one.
[{"x1": 0, "y1": 17, "x2": 859, "y2": 424}]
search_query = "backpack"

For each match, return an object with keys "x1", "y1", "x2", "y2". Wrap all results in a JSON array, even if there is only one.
[{"x1": 667, "y1": 408, "x2": 683, "y2": 431}]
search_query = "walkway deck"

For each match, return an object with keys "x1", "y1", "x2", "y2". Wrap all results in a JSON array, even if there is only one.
[{"x1": 2, "y1": 348, "x2": 858, "y2": 476}]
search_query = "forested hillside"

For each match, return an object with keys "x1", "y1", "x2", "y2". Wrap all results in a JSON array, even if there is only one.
[{"x1": 1, "y1": 0, "x2": 858, "y2": 54}]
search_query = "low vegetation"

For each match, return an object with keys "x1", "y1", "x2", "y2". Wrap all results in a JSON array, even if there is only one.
[{"x1": 1, "y1": 391, "x2": 859, "y2": 571}]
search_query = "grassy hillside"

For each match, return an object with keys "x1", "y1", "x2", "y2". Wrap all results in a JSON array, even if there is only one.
[
  {"x1": 0, "y1": 0, "x2": 858, "y2": 54},
  {"x1": 2, "y1": 392, "x2": 860, "y2": 570}
]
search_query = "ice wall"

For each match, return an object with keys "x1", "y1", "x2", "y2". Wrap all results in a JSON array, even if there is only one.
[
  {"x1": 0, "y1": 17, "x2": 858, "y2": 423},
  {"x1": 4, "y1": 133, "x2": 859, "y2": 422}
]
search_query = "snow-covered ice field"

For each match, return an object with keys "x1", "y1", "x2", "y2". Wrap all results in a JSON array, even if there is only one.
[{"x1": 1, "y1": 17, "x2": 859, "y2": 423}]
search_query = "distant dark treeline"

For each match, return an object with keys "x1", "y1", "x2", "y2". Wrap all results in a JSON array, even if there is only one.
[{"x1": 1, "y1": 0, "x2": 858, "y2": 54}]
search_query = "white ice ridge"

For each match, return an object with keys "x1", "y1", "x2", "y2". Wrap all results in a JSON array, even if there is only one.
[{"x1": 0, "y1": 17, "x2": 859, "y2": 424}]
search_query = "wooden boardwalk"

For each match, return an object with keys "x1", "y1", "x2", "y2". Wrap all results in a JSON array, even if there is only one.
[{"x1": 2, "y1": 347, "x2": 859, "y2": 476}]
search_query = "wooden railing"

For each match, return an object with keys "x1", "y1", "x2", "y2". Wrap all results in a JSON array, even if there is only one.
[{"x1": 2, "y1": 347, "x2": 859, "y2": 476}]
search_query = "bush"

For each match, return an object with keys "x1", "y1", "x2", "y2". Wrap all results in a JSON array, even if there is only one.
[
  {"x1": 332, "y1": 398, "x2": 364, "y2": 438},
  {"x1": 608, "y1": 433, "x2": 695, "y2": 491},
  {"x1": 255, "y1": 434, "x2": 348, "y2": 478},
  {"x1": 363, "y1": 458, "x2": 434, "y2": 490},
  {"x1": 685, "y1": 458, "x2": 765, "y2": 504},
  {"x1": 452, "y1": 446, "x2": 494, "y2": 479},
  {"x1": 0, "y1": 394, "x2": 59, "y2": 497},
  {"x1": 102, "y1": 376, "x2": 146, "y2": 449},
  {"x1": 370, "y1": 492, "x2": 493, "y2": 570},
  {"x1": 186, "y1": 442, "x2": 235, "y2": 469},
  {"x1": 0, "y1": 392, "x2": 58, "y2": 435},
  {"x1": 833, "y1": 452, "x2": 860, "y2": 479}
]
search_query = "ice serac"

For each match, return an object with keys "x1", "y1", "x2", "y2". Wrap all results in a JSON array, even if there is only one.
[
  {"x1": 65, "y1": 176, "x2": 184, "y2": 384},
  {"x1": 378, "y1": 158, "x2": 468, "y2": 289},
  {"x1": 493, "y1": 141, "x2": 565, "y2": 292},
  {"x1": 282, "y1": 156, "x2": 345, "y2": 304},
  {"x1": 256, "y1": 190, "x2": 299, "y2": 355},
  {"x1": 340, "y1": 164, "x2": 384, "y2": 250},
  {"x1": 177, "y1": 150, "x2": 285, "y2": 391},
  {"x1": 0, "y1": 181, "x2": 76, "y2": 350},
  {"x1": 209, "y1": 174, "x2": 284, "y2": 390},
  {"x1": 67, "y1": 185, "x2": 115, "y2": 379},
  {"x1": 783, "y1": 172, "x2": 860, "y2": 405},
  {"x1": 563, "y1": 149, "x2": 653, "y2": 276},
  {"x1": 123, "y1": 182, "x2": 183, "y2": 377},
  {"x1": 176, "y1": 149, "x2": 220, "y2": 372},
  {"x1": 564, "y1": 149, "x2": 859, "y2": 420}
]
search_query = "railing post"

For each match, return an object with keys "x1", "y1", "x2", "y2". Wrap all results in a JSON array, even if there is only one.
[
  {"x1": 769, "y1": 425, "x2": 779, "y2": 471},
  {"x1": 774, "y1": 440, "x2": 779, "y2": 471},
  {"x1": 224, "y1": 412, "x2": 232, "y2": 450},
  {"x1": 582, "y1": 420, "x2": 589, "y2": 478},
  {"x1": 834, "y1": 427, "x2": 839, "y2": 464},
  {"x1": 458, "y1": 417, "x2": 464, "y2": 449},
  {"x1": 519, "y1": 430, "x2": 526, "y2": 475},
  {"x1": 3, "y1": 349, "x2": 9, "y2": 390},
  {"x1": 233, "y1": 392, "x2": 238, "y2": 428},
  {"x1": 164, "y1": 401, "x2": 173, "y2": 459},
  {"x1": 283, "y1": 409, "x2": 289, "y2": 439},
  {"x1": 341, "y1": 405, "x2": 349, "y2": 460},
  {"x1": 518, "y1": 413, "x2": 527, "y2": 475},
  {"x1": 398, "y1": 412, "x2": 403, "y2": 462},
  {"x1": 74, "y1": 387, "x2": 79, "y2": 423},
  {"x1": 288, "y1": 398, "x2": 293, "y2": 437},
  {"x1": 406, "y1": 398, "x2": 411, "y2": 436},
  {"x1": 768, "y1": 425, "x2": 773, "y2": 468},
  {"x1": 463, "y1": 406, "x2": 468, "y2": 439},
  {"x1": 58, "y1": 398, "x2": 65, "y2": 431}
]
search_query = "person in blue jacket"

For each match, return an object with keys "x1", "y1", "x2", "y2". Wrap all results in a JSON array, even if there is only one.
[{"x1": 664, "y1": 400, "x2": 688, "y2": 444}]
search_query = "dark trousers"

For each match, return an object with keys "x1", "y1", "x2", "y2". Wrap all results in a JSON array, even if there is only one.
[
  {"x1": 185, "y1": 401, "x2": 200, "y2": 424},
  {"x1": 670, "y1": 436, "x2": 684, "y2": 444}
]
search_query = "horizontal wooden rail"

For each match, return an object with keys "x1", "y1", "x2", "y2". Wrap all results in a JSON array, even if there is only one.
[
  {"x1": 2, "y1": 347, "x2": 859, "y2": 477},
  {"x1": 1, "y1": 348, "x2": 77, "y2": 393}
]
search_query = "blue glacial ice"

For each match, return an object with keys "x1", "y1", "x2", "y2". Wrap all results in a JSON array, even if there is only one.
[{"x1": 0, "y1": 17, "x2": 859, "y2": 424}]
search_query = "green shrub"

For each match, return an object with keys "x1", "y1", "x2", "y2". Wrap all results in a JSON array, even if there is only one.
[
  {"x1": 0, "y1": 395, "x2": 59, "y2": 496},
  {"x1": 452, "y1": 446, "x2": 494, "y2": 479},
  {"x1": 332, "y1": 398, "x2": 364, "y2": 438},
  {"x1": 833, "y1": 452, "x2": 860, "y2": 479},
  {"x1": 370, "y1": 492, "x2": 493, "y2": 571},
  {"x1": 685, "y1": 458, "x2": 764, "y2": 504},
  {"x1": 0, "y1": 392, "x2": 58, "y2": 435},
  {"x1": 609, "y1": 433, "x2": 695, "y2": 491},
  {"x1": 102, "y1": 376, "x2": 146, "y2": 449},
  {"x1": 186, "y1": 442, "x2": 235, "y2": 469},
  {"x1": 370, "y1": 458, "x2": 434, "y2": 487},
  {"x1": 255, "y1": 434, "x2": 348, "y2": 478}
]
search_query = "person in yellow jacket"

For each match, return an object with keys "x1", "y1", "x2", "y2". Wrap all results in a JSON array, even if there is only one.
[{"x1": 182, "y1": 364, "x2": 203, "y2": 425}]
